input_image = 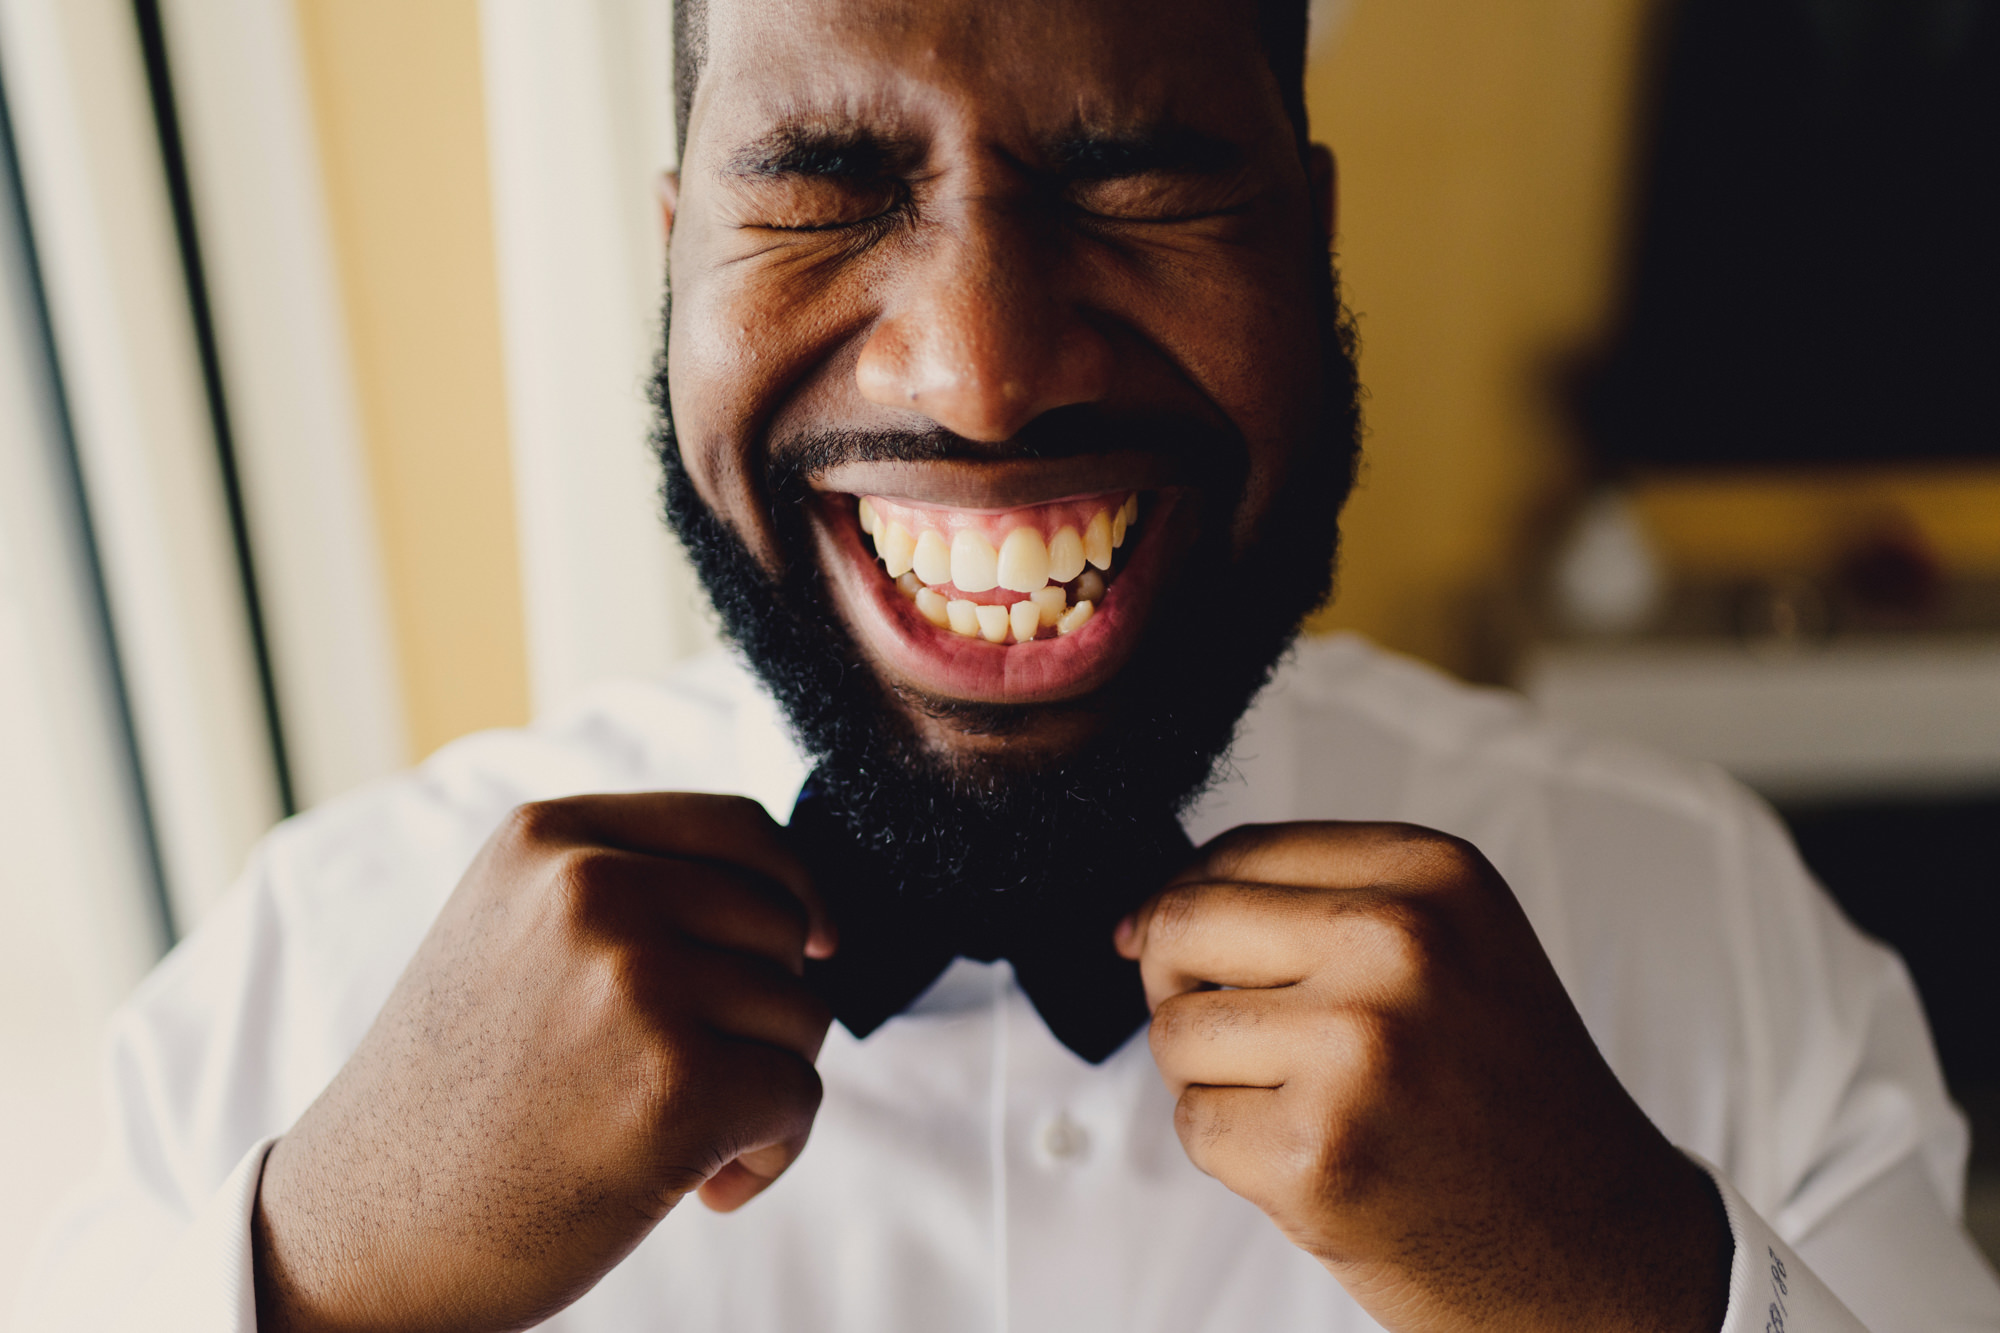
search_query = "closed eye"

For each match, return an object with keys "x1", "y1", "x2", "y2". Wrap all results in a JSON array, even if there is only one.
[
  {"x1": 1065, "y1": 172, "x2": 1258, "y2": 227},
  {"x1": 727, "y1": 177, "x2": 905, "y2": 234}
]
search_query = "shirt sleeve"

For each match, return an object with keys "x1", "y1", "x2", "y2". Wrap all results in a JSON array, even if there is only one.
[
  {"x1": 101, "y1": 1136, "x2": 274, "y2": 1332},
  {"x1": 1700, "y1": 791, "x2": 2000, "y2": 1332},
  {"x1": 1696, "y1": 1156, "x2": 1868, "y2": 1333}
]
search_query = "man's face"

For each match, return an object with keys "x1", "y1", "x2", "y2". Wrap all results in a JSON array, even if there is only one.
[{"x1": 663, "y1": 0, "x2": 1349, "y2": 783}]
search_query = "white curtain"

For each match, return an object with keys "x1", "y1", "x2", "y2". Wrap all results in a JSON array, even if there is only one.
[{"x1": 482, "y1": 0, "x2": 718, "y2": 721}]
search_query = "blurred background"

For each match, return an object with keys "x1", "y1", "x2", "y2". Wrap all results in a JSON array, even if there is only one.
[{"x1": 1, "y1": 0, "x2": 1995, "y2": 1306}]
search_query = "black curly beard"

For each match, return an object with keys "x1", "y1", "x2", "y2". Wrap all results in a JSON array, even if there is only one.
[{"x1": 650, "y1": 262, "x2": 1361, "y2": 921}]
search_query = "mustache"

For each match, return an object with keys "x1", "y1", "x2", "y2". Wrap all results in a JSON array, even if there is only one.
[{"x1": 765, "y1": 403, "x2": 1250, "y2": 504}]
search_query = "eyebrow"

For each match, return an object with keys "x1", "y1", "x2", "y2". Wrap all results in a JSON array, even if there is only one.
[
  {"x1": 720, "y1": 119, "x2": 1243, "y2": 183},
  {"x1": 723, "y1": 125, "x2": 918, "y2": 180},
  {"x1": 1049, "y1": 124, "x2": 1243, "y2": 181}
]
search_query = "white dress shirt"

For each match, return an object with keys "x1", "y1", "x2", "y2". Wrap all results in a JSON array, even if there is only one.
[{"x1": 16, "y1": 635, "x2": 2000, "y2": 1332}]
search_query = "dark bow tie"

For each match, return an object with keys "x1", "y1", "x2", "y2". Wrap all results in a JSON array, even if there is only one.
[{"x1": 788, "y1": 780, "x2": 1193, "y2": 1064}]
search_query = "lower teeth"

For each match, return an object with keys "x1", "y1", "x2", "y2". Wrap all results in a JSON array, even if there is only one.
[{"x1": 899, "y1": 573, "x2": 1102, "y2": 644}]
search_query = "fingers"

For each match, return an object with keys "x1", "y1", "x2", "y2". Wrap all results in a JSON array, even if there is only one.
[
  {"x1": 687, "y1": 1042, "x2": 824, "y2": 1213},
  {"x1": 581, "y1": 851, "x2": 818, "y2": 975},
  {"x1": 1148, "y1": 986, "x2": 1303, "y2": 1096},
  {"x1": 513, "y1": 794, "x2": 836, "y2": 958},
  {"x1": 678, "y1": 946, "x2": 834, "y2": 1061},
  {"x1": 1122, "y1": 880, "x2": 1322, "y2": 1002},
  {"x1": 1117, "y1": 821, "x2": 1474, "y2": 1009},
  {"x1": 1172, "y1": 1083, "x2": 1319, "y2": 1207},
  {"x1": 1191, "y1": 820, "x2": 1477, "y2": 891}
]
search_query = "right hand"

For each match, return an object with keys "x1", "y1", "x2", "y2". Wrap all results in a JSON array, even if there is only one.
[{"x1": 252, "y1": 793, "x2": 836, "y2": 1333}]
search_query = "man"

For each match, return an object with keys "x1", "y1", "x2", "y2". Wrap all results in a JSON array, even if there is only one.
[{"x1": 18, "y1": 0, "x2": 2000, "y2": 1329}]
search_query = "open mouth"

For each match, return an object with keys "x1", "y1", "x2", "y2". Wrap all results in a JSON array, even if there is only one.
[
  {"x1": 807, "y1": 471, "x2": 1192, "y2": 705},
  {"x1": 859, "y1": 491, "x2": 1140, "y2": 644}
]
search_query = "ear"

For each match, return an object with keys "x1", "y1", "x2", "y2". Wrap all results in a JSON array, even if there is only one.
[
  {"x1": 659, "y1": 170, "x2": 681, "y2": 238},
  {"x1": 1306, "y1": 144, "x2": 1337, "y2": 247}
]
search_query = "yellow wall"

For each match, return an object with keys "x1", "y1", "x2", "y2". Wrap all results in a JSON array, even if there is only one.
[
  {"x1": 1301, "y1": 0, "x2": 1655, "y2": 676},
  {"x1": 295, "y1": 0, "x2": 529, "y2": 758}
]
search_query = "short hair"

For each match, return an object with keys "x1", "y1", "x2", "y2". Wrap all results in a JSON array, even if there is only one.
[{"x1": 672, "y1": 0, "x2": 1312, "y2": 164}]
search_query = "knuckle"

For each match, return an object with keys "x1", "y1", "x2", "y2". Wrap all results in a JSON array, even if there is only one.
[
  {"x1": 627, "y1": 1032, "x2": 699, "y2": 1122},
  {"x1": 784, "y1": 983, "x2": 835, "y2": 1040},
  {"x1": 1147, "y1": 883, "x2": 1207, "y2": 947},
  {"x1": 1151, "y1": 992, "x2": 1250, "y2": 1052},
  {"x1": 546, "y1": 845, "x2": 624, "y2": 920},
  {"x1": 1172, "y1": 1086, "x2": 1228, "y2": 1151},
  {"x1": 1380, "y1": 823, "x2": 1484, "y2": 884},
  {"x1": 1344, "y1": 900, "x2": 1442, "y2": 992},
  {"x1": 1148, "y1": 994, "x2": 1194, "y2": 1053},
  {"x1": 741, "y1": 1043, "x2": 826, "y2": 1119},
  {"x1": 1307, "y1": 1113, "x2": 1382, "y2": 1209},
  {"x1": 678, "y1": 791, "x2": 775, "y2": 830},
  {"x1": 1314, "y1": 1006, "x2": 1411, "y2": 1106},
  {"x1": 501, "y1": 797, "x2": 582, "y2": 850}
]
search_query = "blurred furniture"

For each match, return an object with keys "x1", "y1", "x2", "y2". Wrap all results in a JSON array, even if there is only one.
[{"x1": 1522, "y1": 633, "x2": 2000, "y2": 801}]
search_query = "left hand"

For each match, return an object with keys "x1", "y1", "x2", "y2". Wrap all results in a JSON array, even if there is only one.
[{"x1": 1115, "y1": 821, "x2": 1732, "y2": 1333}]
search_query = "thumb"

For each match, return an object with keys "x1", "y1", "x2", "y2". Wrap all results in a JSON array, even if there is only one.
[{"x1": 696, "y1": 1136, "x2": 807, "y2": 1213}]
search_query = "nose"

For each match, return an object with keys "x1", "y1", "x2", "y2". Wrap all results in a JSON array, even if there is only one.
[{"x1": 855, "y1": 212, "x2": 1112, "y2": 442}]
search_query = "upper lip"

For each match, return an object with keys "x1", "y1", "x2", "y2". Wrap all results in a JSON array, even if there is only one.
[{"x1": 808, "y1": 451, "x2": 1188, "y2": 510}]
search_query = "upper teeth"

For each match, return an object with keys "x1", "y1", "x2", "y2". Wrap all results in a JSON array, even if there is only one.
[{"x1": 862, "y1": 493, "x2": 1139, "y2": 644}]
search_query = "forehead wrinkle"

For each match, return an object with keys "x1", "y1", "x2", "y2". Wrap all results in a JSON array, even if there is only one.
[{"x1": 696, "y1": 0, "x2": 1266, "y2": 165}]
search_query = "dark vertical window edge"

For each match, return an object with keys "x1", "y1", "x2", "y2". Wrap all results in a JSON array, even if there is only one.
[
  {"x1": 130, "y1": 0, "x2": 297, "y2": 821},
  {"x1": 0, "y1": 56, "x2": 177, "y2": 949}
]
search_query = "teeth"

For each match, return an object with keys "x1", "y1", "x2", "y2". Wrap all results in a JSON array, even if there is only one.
[
  {"x1": 1083, "y1": 511, "x2": 1113, "y2": 571},
  {"x1": 873, "y1": 493, "x2": 1142, "y2": 640},
  {"x1": 1047, "y1": 527, "x2": 1085, "y2": 583},
  {"x1": 1009, "y1": 600, "x2": 1040, "y2": 643},
  {"x1": 913, "y1": 529, "x2": 952, "y2": 586},
  {"x1": 877, "y1": 522, "x2": 916, "y2": 579},
  {"x1": 975, "y1": 604, "x2": 1011, "y2": 643},
  {"x1": 951, "y1": 530, "x2": 999, "y2": 593},
  {"x1": 997, "y1": 527, "x2": 1050, "y2": 594}
]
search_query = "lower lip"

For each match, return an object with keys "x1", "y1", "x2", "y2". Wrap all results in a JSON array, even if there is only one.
[{"x1": 814, "y1": 491, "x2": 1189, "y2": 704}]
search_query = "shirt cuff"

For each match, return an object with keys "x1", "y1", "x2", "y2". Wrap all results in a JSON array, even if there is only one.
[
  {"x1": 111, "y1": 1135, "x2": 277, "y2": 1332},
  {"x1": 1693, "y1": 1154, "x2": 1869, "y2": 1333}
]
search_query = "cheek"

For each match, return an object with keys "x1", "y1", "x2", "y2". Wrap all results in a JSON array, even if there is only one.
[
  {"x1": 666, "y1": 248, "x2": 874, "y2": 562},
  {"x1": 1090, "y1": 246, "x2": 1326, "y2": 553}
]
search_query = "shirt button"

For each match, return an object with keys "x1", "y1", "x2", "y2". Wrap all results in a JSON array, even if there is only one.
[{"x1": 1038, "y1": 1112, "x2": 1090, "y2": 1164}]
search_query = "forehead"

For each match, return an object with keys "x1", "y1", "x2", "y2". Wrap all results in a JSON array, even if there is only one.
[{"x1": 690, "y1": 0, "x2": 1280, "y2": 156}]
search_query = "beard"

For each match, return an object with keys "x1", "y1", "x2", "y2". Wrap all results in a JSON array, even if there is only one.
[{"x1": 651, "y1": 260, "x2": 1362, "y2": 924}]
